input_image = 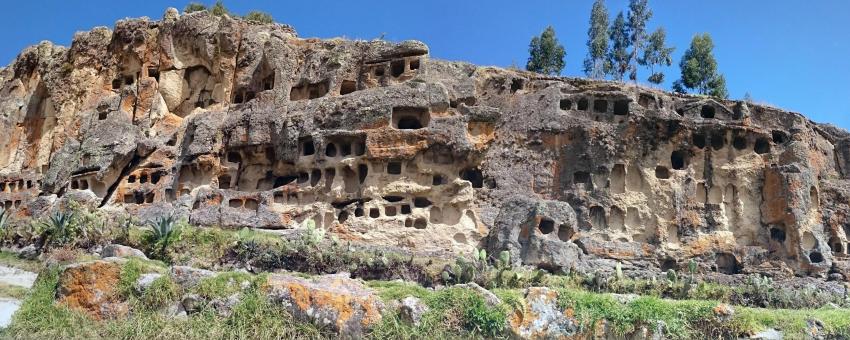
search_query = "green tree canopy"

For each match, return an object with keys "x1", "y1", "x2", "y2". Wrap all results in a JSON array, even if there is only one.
[
  {"x1": 677, "y1": 33, "x2": 728, "y2": 98},
  {"x1": 526, "y1": 26, "x2": 566, "y2": 76},
  {"x1": 607, "y1": 12, "x2": 630, "y2": 81},
  {"x1": 638, "y1": 27, "x2": 674, "y2": 84},
  {"x1": 583, "y1": 0, "x2": 610, "y2": 79},
  {"x1": 626, "y1": 0, "x2": 652, "y2": 81}
]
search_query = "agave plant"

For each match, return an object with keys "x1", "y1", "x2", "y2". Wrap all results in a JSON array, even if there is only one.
[
  {"x1": 41, "y1": 211, "x2": 76, "y2": 246},
  {"x1": 149, "y1": 214, "x2": 180, "y2": 255}
]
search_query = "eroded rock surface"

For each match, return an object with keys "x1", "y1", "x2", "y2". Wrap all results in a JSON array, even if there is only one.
[
  {"x1": 0, "y1": 8, "x2": 849, "y2": 281},
  {"x1": 264, "y1": 273, "x2": 384, "y2": 336},
  {"x1": 101, "y1": 244, "x2": 148, "y2": 259},
  {"x1": 56, "y1": 260, "x2": 127, "y2": 319},
  {"x1": 509, "y1": 287, "x2": 578, "y2": 339}
]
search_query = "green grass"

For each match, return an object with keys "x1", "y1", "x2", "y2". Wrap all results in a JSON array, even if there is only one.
[
  {"x1": 0, "y1": 282, "x2": 29, "y2": 299},
  {"x1": 0, "y1": 251, "x2": 42, "y2": 272},
  {"x1": 145, "y1": 225, "x2": 282, "y2": 268},
  {"x1": 5, "y1": 260, "x2": 850, "y2": 339},
  {"x1": 192, "y1": 271, "x2": 255, "y2": 299},
  {"x1": 368, "y1": 282, "x2": 511, "y2": 339},
  {"x1": 2, "y1": 263, "x2": 327, "y2": 340},
  {"x1": 1, "y1": 267, "x2": 99, "y2": 339},
  {"x1": 367, "y1": 280, "x2": 431, "y2": 301},
  {"x1": 556, "y1": 287, "x2": 850, "y2": 339},
  {"x1": 733, "y1": 306, "x2": 850, "y2": 338}
]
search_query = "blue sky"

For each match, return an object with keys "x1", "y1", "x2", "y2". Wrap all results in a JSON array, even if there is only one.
[{"x1": 2, "y1": 1, "x2": 849, "y2": 129}]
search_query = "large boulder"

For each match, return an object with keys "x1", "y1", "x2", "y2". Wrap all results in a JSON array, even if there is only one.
[
  {"x1": 509, "y1": 287, "x2": 578, "y2": 339},
  {"x1": 56, "y1": 260, "x2": 127, "y2": 319},
  {"x1": 169, "y1": 265, "x2": 215, "y2": 288},
  {"x1": 264, "y1": 273, "x2": 384, "y2": 337},
  {"x1": 399, "y1": 296, "x2": 428, "y2": 326},
  {"x1": 101, "y1": 244, "x2": 148, "y2": 260},
  {"x1": 487, "y1": 197, "x2": 582, "y2": 271}
]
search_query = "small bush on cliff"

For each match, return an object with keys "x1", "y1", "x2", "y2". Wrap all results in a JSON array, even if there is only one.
[
  {"x1": 244, "y1": 11, "x2": 274, "y2": 24},
  {"x1": 184, "y1": 2, "x2": 207, "y2": 13},
  {"x1": 209, "y1": 1, "x2": 230, "y2": 17},
  {"x1": 183, "y1": 1, "x2": 230, "y2": 17}
]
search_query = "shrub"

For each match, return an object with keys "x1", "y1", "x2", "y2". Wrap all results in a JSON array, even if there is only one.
[
  {"x1": 184, "y1": 2, "x2": 207, "y2": 13},
  {"x1": 244, "y1": 11, "x2": 274, "y2": 24},
  {"x1": 209, "y1": 1, "x2": 230, "y2": 17}
]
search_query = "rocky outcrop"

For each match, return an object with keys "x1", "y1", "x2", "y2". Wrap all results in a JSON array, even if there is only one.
[
  {"x1": 264, "y1": 273, "x2": 384, "y2": 337},
  {"x1": 101, "y1": 244, "x2": 148, "y2": 259},
  {"x1": 169, "y1": 265, "x2": 215, "y2": 288},
  {"x1": 487, "y1": 197, "x2": 582, "y2": 271},
  {"x1": 0, "y1": 7, "x2": 849, "y2": 282},
  {"x1": 398, "y1": 296, "x2": 428, "y2": 326},
  {"x1": 56, "y1": 260, "x2": 127, "y2": 319},
  {"x1": 509, "y1": 287, "x2": 578, "y2": 339}
]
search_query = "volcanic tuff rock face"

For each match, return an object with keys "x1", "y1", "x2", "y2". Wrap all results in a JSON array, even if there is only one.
[{"x1": 2, "y1": 8, "x2": 850, "y2": 280}]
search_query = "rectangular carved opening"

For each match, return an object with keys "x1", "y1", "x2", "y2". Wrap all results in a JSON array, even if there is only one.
[
  {"x1": 390, "y1": 60, "x2": 405, "y2": 77},
  {"x1": 593, "y1": 99, "x2": 608, "y2": 113},
  {"x1": 613, "y1": 100, "x2": 629, "y2": 115},
  {"x1": 387, "y1": 162, "x2": 402, "y2": 175},
  {"x1": 392, "y1": 107, "x2": 430, "y2": 130}
]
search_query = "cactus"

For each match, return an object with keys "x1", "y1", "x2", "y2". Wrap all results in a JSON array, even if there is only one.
[
  {"x1": 615, "y1": 262, "x2": 624, "y2": 280},
  {"x1": 499, "y1": 250, "x2": 511, "y2": 269},
  {"x1": 478, "y1": 248, "x2": 487, "y2": 262},
  {"x1": 667, "y1": 269, "x2": 678, "y2": 283},
  {"x1": 688, "y1": 259, "x2": 697, "y2": 275},
  {"x1": 0, "y1": 208, "x2": 9, "y2": 241},
  {"x1": 301, "y1": 219, "x2": 325, "y2": 246}
]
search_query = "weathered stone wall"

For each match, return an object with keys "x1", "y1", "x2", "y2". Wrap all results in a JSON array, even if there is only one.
[{"x1": 1, "y1": 8, "x2": 849, "y2": 280}]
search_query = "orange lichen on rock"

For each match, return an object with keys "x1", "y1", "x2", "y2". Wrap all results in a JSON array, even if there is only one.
[
  {"x1": 56, "y1": 260, "x2": 127, "y2": 320},
  {"x1": 509, "y1": 287, "x2": 578, "y2": 339},
  {"x1": 264, "y1": 273, "x2": 383, "y2": 335}
]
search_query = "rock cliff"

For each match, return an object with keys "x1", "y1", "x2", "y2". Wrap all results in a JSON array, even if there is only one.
[{"x1": 2, "y1": 8, "x2": 850, "y2": 282}]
